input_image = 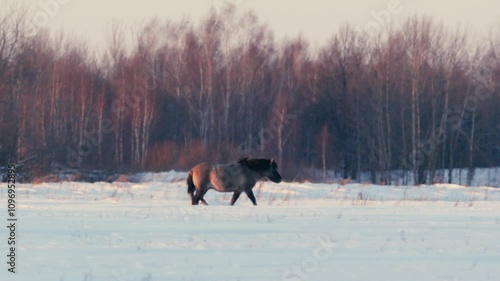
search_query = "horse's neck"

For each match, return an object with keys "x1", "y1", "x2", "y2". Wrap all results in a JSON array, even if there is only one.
[{"x1": 247, "y1": 169, "x2": 266, "y2": 183}]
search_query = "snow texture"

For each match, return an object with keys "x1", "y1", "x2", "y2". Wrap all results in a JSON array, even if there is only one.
[{"x1": 1, "y1": 173, "x2": 499, "y2": 281}]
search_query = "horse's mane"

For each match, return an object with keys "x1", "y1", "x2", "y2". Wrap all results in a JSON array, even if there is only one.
[{"x1": 238, "y1": 157, "x2": 271, "y2": 172}]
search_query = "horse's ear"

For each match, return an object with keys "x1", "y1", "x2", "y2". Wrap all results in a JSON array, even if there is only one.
[{"x1": 270, "y1": 158, "x2": 275, "y2": 164}]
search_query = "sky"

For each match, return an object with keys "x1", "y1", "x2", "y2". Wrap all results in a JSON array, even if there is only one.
[{"x1": 3, "y1": 0, "x2": 500, "y2": 50}]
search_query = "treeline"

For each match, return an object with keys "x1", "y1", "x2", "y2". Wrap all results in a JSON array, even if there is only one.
[{"x1": 0, "y1": 6, "x2": 499, "y2": 183}]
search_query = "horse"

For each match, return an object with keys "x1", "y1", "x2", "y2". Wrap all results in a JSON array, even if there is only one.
[{"x1": 186, "y1": 158, "x2": 282, "y2": 206}]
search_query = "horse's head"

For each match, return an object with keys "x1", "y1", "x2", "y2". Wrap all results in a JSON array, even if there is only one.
[{"x1": 266, "y1": 159, "x2": 282, "y2": 183}]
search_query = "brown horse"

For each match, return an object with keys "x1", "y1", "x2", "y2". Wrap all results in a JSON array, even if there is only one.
[{"x1": 187, "y1": 158, "x2": 282, "y2": 206}]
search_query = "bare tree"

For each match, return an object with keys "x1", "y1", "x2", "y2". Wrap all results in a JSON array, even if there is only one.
[
  {"x1": 1, "y1": 7, "x2": 498, "y2": 183},
  {"x1": 402, "y1": 17, "x2": 434, "y2": 184},
  {"x1": 106, "y1": 21, "x2": 127, "y2": 166}
]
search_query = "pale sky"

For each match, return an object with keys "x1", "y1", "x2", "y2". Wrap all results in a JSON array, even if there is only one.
[{"x1": 3, "y1": 0, "x2": 500, "y2": 49}]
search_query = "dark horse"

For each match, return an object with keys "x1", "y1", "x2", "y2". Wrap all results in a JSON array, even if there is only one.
[{"x1": 187, "y1": 158, "x2": 282, "y2": 206}]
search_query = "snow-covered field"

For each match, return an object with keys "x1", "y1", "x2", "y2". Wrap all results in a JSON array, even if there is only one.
[{"x1": 1, "y1": 172, "x2": 499, "y2": 281}]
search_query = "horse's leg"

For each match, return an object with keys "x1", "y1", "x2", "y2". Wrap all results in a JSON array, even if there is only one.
[
  {"x1": 193, "y1": 187, "x2": 201, "y2": 205},
  {"x1": 200, "y1": 198, "x2": 208, "y2": 205},
  {"x1": 230, "y1": 191, "x2": 241, "y2": 206},
  {"x1": 191, "y1": 187, "x2": 198, "y2": 205},
  {"x1": 189, "y1": 192, "x2": 196, "y2": 205},
  {"x1": 244, "y1": 190, "x2": 257, "y2": 206},
  {"x1": 196, "y1": 186, "x2": 209, "y2": 205},
  {"x1": 192, "y1": 190, "x2": 199, "y2": 205}
]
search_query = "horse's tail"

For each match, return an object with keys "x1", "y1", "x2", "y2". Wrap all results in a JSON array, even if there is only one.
[{"x1": 187, "y1": 171, "x2": 196, "y2": 203}]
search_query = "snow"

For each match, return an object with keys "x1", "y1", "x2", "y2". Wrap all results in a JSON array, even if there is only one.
[
  {"x1": 310, "y1": 167, "x2": 500, "y2": 188},
  {"x1": 1, "y1": 175, "x2": 499, "y2": 281},
  {"x1": 127, "y1": 170, "x2": 187, "y2": 183}
]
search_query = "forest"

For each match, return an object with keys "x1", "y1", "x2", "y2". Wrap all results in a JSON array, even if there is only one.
[{"x1": 0, "y1": 5, "x2": 499, "y2": 184}]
